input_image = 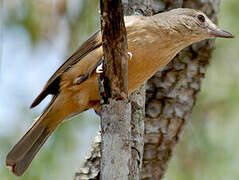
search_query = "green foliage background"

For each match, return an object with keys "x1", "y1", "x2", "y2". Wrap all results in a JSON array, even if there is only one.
[{"x1": 0, "y1": 0, "x2": 238, "y2": 179}]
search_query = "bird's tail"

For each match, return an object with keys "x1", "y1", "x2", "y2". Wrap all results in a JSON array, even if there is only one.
[{"x1": 6, "y1": 97, "x2": 63, "y2": 176}]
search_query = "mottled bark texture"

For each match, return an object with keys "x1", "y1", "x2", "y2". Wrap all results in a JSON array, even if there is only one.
[
  {"x1": 74, "y1": 0, "x2": 219, "y2": 180},
  {"x1": 141, "y1": 1, "x2": 219, "y2": 179},
  {"x1": 100, "y1": 102, "x2": 131, "y2": 180},
  {"x1": 123, "y1": 2, "x2": 148, "y2": 180},
  {"x1": 75, "y1": 133, "x2": 101, "y2": 180},
  {"x1": 99, "y1": 0, "x2": 131, "y2": 180},
  {"x1": 129, "y1": 85, "x2": 145, "y2": 180}
]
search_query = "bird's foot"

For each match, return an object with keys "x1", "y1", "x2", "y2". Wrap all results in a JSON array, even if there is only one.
[
  {"x1": 128, "y1": 52, "x2": 133, "y2": 60},
  {"x1": 96, "y1": 63, "x2": 103, "y2": 73},
  {"x1": 96, "y1": 51, "x2": 132, "y2": 74}
]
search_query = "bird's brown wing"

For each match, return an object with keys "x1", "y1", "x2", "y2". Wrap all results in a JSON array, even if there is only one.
[{"x1": 30, "y1": 31, "x2": 102, "y2": 108}]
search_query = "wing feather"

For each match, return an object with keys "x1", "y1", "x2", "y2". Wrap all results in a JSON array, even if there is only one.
[{"x1": 30, "y1": 31, "x2": 102, "y2": 108}]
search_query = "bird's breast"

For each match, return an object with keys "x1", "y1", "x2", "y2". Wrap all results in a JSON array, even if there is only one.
[{"x1": 127, "y1": 35, "x2": 180, "y2": 94}]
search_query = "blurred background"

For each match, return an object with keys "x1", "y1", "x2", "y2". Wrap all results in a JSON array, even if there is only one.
[{"x1": 0, "y1": 0, "x2": 238, "y2": 179}]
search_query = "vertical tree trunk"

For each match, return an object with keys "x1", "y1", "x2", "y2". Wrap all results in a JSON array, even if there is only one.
[
  {"x1": 99, "y1": 0, "x2": 130, "y2": 180},
  {"x1": 141, "y1": 1, "x2": 219, "y2": 179},
  {"x1": 123, "y1": 1, "x2": 152, "y2": 179},
  {"x1": 74, "y1": 1, "x2": 149, "y2": 179},
  {"x1": 74, "y1": 0, "x2": 220, "y2": 180}
]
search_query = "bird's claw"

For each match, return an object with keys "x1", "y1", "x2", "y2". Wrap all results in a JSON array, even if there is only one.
[
  {"x1": 96, "y1": 52, "x2": 132, "y2": 73},
  {"x1": 128, "y1": 52, "x2": 133, "y2": 60},
  {"x1": 96, "y1": 63, "x2": 103, "y2": 73}
]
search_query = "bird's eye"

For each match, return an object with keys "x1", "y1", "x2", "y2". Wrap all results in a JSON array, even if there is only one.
[{"x1": 197, "y1": 14, "x2": 205, "y2": 23}]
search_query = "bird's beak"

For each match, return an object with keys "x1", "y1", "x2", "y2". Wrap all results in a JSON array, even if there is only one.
[{"x1": 209, "y1": 27, "x2": 234, "y2": 38}]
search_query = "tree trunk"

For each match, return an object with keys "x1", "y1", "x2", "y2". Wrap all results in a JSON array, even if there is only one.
[
  {"x1": 124, "y1": 1, "x2": 151, "y2": 179},
  {"x1": 74, "y1": 0, "x2": 220, "y2": 180},
  {"x1": 141, "y1": 1, "x2": 219, "y2": 179},
  {"x1": 99, "y1": 0, "x2": 131, "y2": 180}
]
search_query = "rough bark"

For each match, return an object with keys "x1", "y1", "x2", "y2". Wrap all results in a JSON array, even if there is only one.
[
  {"x1": 123, "y1": 1, "x2": 150, "y2": 179},
  {"x1": 99, "y1": 0, "x2": 131, "y2": 180},
  {"x1": 74, "y1": 133, "x2": 101, "y2": 180},
  {"x1": 74, "y1": 0, "x2": 219, "y2": 180},
  {"x1": 129, "y1": 85, "x2": 145, "y2": 180},
  {"x1": 74, "y1": 1, "x2": 147, "y2": 179},
  {"x1": 100, "y1": 0, "x2": 128, "y2": 100},
  {"x1": 141, "y1": 1, "x2": 219, "y2": 179},
  {"x1": 100, "y1": 102, "x2": 131, "y2": 180}
]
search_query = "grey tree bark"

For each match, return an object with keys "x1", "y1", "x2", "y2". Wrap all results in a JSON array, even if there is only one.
[
  {"x1": 74, "y1": 0, "x2": 220, "y2": 179},
  {"x1": 99, "y1": 0, "x2": 131, "y2": 180}
]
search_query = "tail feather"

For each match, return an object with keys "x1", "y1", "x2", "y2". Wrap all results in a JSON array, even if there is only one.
[
  {"x1": 6, "y1": 116, "x2": 56, "y2": 176},
  {"x1": 6, "y1": 92, "x2": 83, "y2": 176}
]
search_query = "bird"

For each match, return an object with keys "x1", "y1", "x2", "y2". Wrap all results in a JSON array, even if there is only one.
[{"x1": 6, "y1": 8, "x2": 234, "y2": 176}]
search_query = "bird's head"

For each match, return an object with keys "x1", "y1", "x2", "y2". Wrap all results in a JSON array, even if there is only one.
[{"x1": 163, "y1": 8, "x2": 234, "y2": 42}]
